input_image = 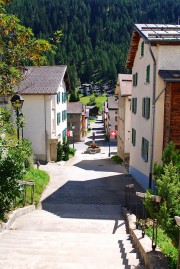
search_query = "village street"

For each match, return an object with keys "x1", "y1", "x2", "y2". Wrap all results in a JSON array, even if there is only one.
[{"x1": 0, "y1": 116, "x2": 146, "y2": 269}]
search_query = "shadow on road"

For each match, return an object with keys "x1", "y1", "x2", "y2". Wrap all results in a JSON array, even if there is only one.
[{"x1": 41, "y1": 174, "x2": 144, "y2": 220}]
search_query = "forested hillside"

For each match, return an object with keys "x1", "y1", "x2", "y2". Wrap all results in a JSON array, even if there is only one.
[{"x1": 7, "y1": 0, "x2": 180, "y2": 88}]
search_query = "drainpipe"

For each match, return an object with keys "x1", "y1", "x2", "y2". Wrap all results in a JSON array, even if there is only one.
[
  {"x1": 44, "y1": 95, "x2": 48, "y2": 162},
  {"x1": 148, "y1": 43, "x2": 156, "y2": 190}
]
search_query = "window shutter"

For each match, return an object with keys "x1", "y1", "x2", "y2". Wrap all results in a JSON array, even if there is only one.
[
  {"x1": 132, "y1": 128, "x2": 136, "y2": 146},
  {"x1": 135, "y1": 73, "x2": 138, "y2": 86},
  {"x1": 145, "y1": 97, "x2": 150, "y2": 119},
  {"x1": 142, "y1": 98, "x2": 145, "y2": 117},
  {"x1": 146, "y1": 65, "x2": 150, "y2": 83},
  {"x1": 141, "y1": 42, "x2": 144, "y2": 56},
  {"x1": 141, "y1": 137, "x2": 149, "y2": 162}
]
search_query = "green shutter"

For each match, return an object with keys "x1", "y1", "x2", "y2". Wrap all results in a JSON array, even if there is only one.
[
  {"x1": 145, "y1": 98, "x2": 150, "y2": 119},
  {"x1": 135, "y1": 73, "x2": 138, "y2": 86},
  {"x1": 141, "y1": 137, "x2": 149, "y2": 162},
  {"x1": 142, "y1": 98, "x2": 145, "y2": 117},
  {"x1": 146, "y1": 65, "x2": 150, "y2": 83},
  {"x1": 141, "y1": 41, "x2": 144, "y2": 56},
  {"x1": 133, "y1": 74, "x2": 135, "y2": 86},
  {"x1": 132, "y1": 128, "x2": 136, "y2": 146}
]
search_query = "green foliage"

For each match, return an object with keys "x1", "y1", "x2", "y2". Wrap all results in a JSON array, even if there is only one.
[
  {"x1": 23, "y1": 167, "x2": 50, "y2": 207},
  {"x1": 57, "y1": 139, "x2": 75, "y2": 161},
  {"x1": 7, "y1": 0, "x2": 180, "y2": 85},
  {"x1": 0, "y1": 1, "x2": 53, "y2": 96},
  {"x1": 145, "y1": 142, "x2": 180, "y2": 242},
  {"x1": 69, "y1": 90, "x2": 80, "y2": 102},
  {"x1": 62, "y1": 139, "x2": 70, "y2": 161},
  {"x1": 112, "y1": 155, "x2": 123, "y2": 164},
  {"x1": 87, "y1": 95, "x2": 96, "y2": 105},
  {"x1": 0, "y1": 108, "x2": 34, "y2": 219},
  {"x1": 57, "y1": 141, "x2": 63, "y2": 161},
  {"x1": 146, "y1": 226, "x2": 178, "y2": 269}
]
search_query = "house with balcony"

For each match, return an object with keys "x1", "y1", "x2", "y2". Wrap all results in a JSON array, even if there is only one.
[
  {"x1": 115, "y1": 74, "x2": 132, "y2": 163},
  {"x1": 17, "y1": 65, "x2": 70, "y2": 162},
  {"x1": 126, "y1": 24, "x2": 180, "y2": 189},
  {"x1": 67, "y1": 102, "x2": 86, "y2": 142}
]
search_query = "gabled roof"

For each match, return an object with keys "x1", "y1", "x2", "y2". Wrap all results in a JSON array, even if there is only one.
[
  {"x1": 118, "y1": 74, "x2": 132, "y2": 97},
  {"x1": 67, "y1": 102, "x2": 83, "y2": 114},
  {"x1": 17, "y1": 66, "x2": 70, "y2": 95},
  {"x1": 126, "y1": 24, "x2": 180, "y2": 69},
  {"x1": 107, "y1": 96, "x2": 118, "y2": 110}
]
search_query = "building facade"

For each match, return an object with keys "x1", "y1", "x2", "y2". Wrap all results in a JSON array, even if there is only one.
[
  {"x1": 115, "y1": 74, "x2": 132, "y2": 162},
  {"x1": 17, "y1": 66, "x2": 70, "y2": 162},
  {"x1": 126, "y1": 24, "x2": 180, "y2": 189}
]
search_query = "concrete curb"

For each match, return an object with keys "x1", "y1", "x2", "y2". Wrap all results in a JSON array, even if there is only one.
[
  {"x1": 0, "y1": 205, "x2": 35, "y2": 232},
  {"x1": 122, "y1": 207, "x2": 168, "y2": 269}
]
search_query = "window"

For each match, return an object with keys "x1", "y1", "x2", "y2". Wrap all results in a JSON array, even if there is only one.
[
  {"x1": 57, "y1": 92, "x2": 60, "y2": 104},
  {"x1": 142, "y1": 97, "x2": 150, "y2": 119},
  {"x1": 62, "y1": 128, "x2": 67, "y2": 138},
  {"x1": 146, "y1": 65, "x2": 150, "y2": 83},
  {"x1": 132, "y1": 98, "x2": 137, "y2": 114},
  {"x1": 62, "y1": 92, "x2": 67, "y2": 103},
  {"x1": 141, "y1": 41, "x2": 144, "y2": 57},
  {"x1": 62, "y1": 110, "x2": 67, "y2": 121},
  {"x1": 141, "y1": 137, "x2": 149, "y2": 162},
  {"x1": 57, "y1": 112, "x2": 61, "y2": 125},
  {"x1": 133, "y1": 73, "x2": 138, "y2": 87},
  {"x1": 132, "y1": 128, "x2": 136, "y2": 146}
]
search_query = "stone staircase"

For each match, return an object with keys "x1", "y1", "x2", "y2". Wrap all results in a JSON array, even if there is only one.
[{"x1": 0, "y1": 209, "x2": 147, "y2": 269}]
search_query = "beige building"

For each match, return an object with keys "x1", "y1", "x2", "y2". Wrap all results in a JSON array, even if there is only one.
[
  {"x1": 17, "y1": 66, "x2": 70, "y2": 162},
  {"x1": 115, "y1": 74, "x2": 132, "y2": 162},
  {"x1": 126, "y1": 24, "x2": 180, "y2": 189}
]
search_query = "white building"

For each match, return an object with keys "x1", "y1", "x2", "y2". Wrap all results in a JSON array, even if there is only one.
[
  {"x1": 126, "y1": 24, "x2": 180, "y2": 189},
  {"x1": 115, "y1": 74, "x2": 132, "y2": 162},
  {"x1": 17, "y1": 66, "x2": 70, "y2": 162}
]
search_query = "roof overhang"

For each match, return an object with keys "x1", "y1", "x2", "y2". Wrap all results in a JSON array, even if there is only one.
[
  {"x1": 126, "y1": 24, "x2": 180, "y2": 69},
  {"x1": 159, "y1": 70, "x2": 180, "y2": 82}
]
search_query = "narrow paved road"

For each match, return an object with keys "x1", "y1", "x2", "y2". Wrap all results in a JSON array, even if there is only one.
[{"x1": 0, "y1": 116, "x2": 146, "y2": 269}]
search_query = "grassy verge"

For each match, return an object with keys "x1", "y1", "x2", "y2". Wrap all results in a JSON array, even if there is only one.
[
  {"x1": 22, "y1": 167, "x2": 50, "y2": 206},
  {"x1": 80, "y1": 94, "x2": 107, "y2": 111},
  {"x1": 146, "y1": 226, "x2": 178, "y2": 269}
]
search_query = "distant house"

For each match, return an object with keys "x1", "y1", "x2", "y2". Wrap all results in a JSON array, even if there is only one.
[
  {"x1": 17, "y1": 65, "x2": 70, "y2": 162},
  {"x1": 115, "y1": 74, "x2": 132, "y2": 162},
  {"x1": 126, "y1": 24, "x2": 180, "y2": 189},
  {"x1": 103, "y1": 96, "x2": 118, "y2": 136},
  {"x1": 86, "y1": 105, "x2": 99, "y2": 119},
  {"x1": 67, "y1": 102, "x2": 86, "y2": 142}
]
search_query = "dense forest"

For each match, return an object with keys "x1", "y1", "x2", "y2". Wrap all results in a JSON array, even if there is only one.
[{"x1": 7, "y1": 0, "x2": 180, "y2": 88}]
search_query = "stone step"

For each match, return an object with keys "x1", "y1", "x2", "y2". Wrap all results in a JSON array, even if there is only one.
[
  {"x1": 10, "y1": 209, "x2": 126, "y2": 234},
  {"x1": 0, "y1": 230, "x2": 143, "y2": 268}
]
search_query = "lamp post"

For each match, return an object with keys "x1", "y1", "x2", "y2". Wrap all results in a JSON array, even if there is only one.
[
  {"x1": 72, "y1": 123, "x2": 75, "y2": 149},
  {"x1": 108, "y1": 124, "x2": 111, "y2": 157},
  {"x1": 11, "y1": 93, "x2": 24, "y2": 142},
  {"x1": 175, "y1": 216, "x2": 180, "y2": 269}
]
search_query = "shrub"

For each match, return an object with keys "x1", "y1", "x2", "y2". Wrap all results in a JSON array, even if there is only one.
[{"x1": 145, "y1": 142, "x2": 180, "y2": 242}]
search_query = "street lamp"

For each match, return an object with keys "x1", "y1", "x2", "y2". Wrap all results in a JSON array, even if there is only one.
[
  {"x1": 175, "y1": 216, "x2": 180, "y2": 269},
  {"x1": 11, "y1": 93, "x2": 24, "y2": 141},
  {"x1": 108, "y1": 124, "x2": 111, "y2": 157},
  {"x1": 72, "y1": 123, "x2": 75, "y2": 149}
]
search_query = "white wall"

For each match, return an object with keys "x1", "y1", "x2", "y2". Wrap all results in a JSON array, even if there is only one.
[{"x1": 22, "y1": 95, "x2": 47, "y2": 161}]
